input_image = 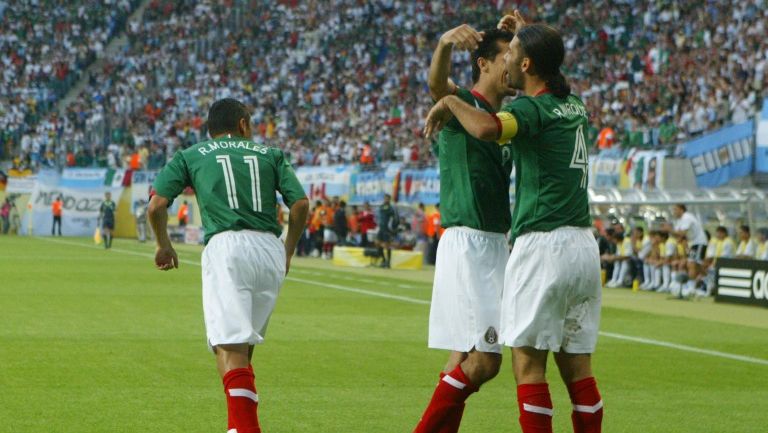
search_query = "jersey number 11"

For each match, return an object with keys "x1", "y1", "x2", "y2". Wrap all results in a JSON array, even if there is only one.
[{"x1": 216, "y1": 155, "x2": 263, "y2": 211}]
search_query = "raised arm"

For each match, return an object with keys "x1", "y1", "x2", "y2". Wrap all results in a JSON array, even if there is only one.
[
  {"x1": 428, "y1": 25, "x2": 483, "y2": 101},
  {"x1": 424, "y1": 95, "x2": 519, "y2": 143}
]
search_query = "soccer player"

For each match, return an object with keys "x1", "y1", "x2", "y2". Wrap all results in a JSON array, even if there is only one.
[
  {"x1": 147, "y1": 98, "x2": 309, "y2": 433},
  {"x1": 99, "y1": 192, "x2": 117, "y2": 249},
  {"x1": 425, "y1": 18, "x2": 603, "y2": 433},
  {"x1": 412, "y1": 18, "x2": 517, "y2": 433},
  {"x1": 376, "y1": 193, "x2": 398, "y2": 268},
  {"x1": 671, "y1": 204, "x2": 708, "y2": 297}
]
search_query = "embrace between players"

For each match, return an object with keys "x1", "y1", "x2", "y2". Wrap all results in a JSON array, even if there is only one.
[{"x1": 147, "y1": 10, "x2": 602, "y2": 433}]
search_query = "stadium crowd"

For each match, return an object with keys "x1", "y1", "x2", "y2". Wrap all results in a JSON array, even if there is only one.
[
  {"x1": 3, "y1": 0, "x2": 768, "y2": 173},
  {"x1": 0, "y1": 0, "x2": 140, "y2": 167}
]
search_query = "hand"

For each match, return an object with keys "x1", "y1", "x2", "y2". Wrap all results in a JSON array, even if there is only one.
[
  {"x1": 424, "y1": 98, "x2": 454, "y2": 139},
  {"x1": 155, "y1": 245, "x2": 178, "y2": 271},
  {"x1": 440, "y1": 24, "x2": 484, "y2": 51},
  {"x1": 497, "y1": 10, "x2": 527, "y2": 33}
]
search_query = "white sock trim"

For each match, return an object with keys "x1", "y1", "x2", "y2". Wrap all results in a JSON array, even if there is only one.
[
  {"x1": 441, "y1": 374, "x2": 466, "y2": 390},
  {"x1": 229, "y1": 388, "x2": 259, "y2": 403},
  {"x1": 573, "y1": 400, "x2": 603, "y2": 413},
  {"x1": 522, "y1": 403, "x2": 553, "y2": 416}
]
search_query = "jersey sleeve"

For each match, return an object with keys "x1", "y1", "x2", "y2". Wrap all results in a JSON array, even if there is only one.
[
  {"x1": 152, "y1": 151, "x2": 190, "y2": 201},
  {"x1": 275, "y1": 150, "x2": 306, "y2": 208},
  {"x1": 498, "y1": 97, "x2": 542, "y2": 143}
]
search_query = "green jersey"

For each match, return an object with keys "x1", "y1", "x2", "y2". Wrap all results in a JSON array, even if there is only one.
[
  {"x1": 153, "y1": 137, "x2": 306, "y2": 244},
  {"x1": 436, "y1": 88, "x2": 513, "y2": 234},
  {"x1": 501, "y1": 92, "x2": 591, "y2": 240}
]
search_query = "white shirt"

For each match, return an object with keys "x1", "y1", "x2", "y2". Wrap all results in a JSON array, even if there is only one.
[
  {"x1": 674, "y1": 212, "x2": 708, "y2": 246},
  {"x1": 736, "y1": 239, "x2": 756, "y2": 257}
]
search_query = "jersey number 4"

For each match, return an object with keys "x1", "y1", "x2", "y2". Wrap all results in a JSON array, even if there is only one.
[
  {"x1": 569, "y1": 124, "x2": 588, "y2": 189},
  {"x1": 216, "y1": 155, "x2": 263, "y2": 211}
]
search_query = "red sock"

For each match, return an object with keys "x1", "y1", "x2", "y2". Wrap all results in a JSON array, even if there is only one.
[
  {"x1": 226, "y1": 365, "x2": 256, "y2": 431},
  {"x1": 517, "y1": 383, "x2": 553, "y2": 433},
  {"x1": 223, "y1": 367, "x2": 261, "y2": 433},
  {"x1": 413, "y1": 365, "x2": 477, "y2": 433},
  {"x1": 567, "y1": 377, "x2": 603, "y2": 433}
]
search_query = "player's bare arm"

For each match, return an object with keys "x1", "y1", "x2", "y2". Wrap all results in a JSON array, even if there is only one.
[
  {"x1": 148, "y1": 194, "x2": 179, "y2": 271},
  {"x1": 428, "y1": 24, "x2": 483, "y2": 100},
  {"x1": 283, "y1": 198, "x2": 309, "y2": 275},
  {"x1": 425, "y1": 95, "x2": 518, "y2": 143}
]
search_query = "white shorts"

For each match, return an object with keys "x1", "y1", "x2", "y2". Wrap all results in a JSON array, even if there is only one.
[
  {"x1": 323, "y1": 228, "x2": 338, "y2": 244},
  {"x1": 428, "y1": 226, "x2": 509, "y2": 354},
  {"x1": 202, "y1": 230, "x2": 286, "y2": 349},
  {"x1": 501, "y1": 227, "x2": 601, "y2": 353}
]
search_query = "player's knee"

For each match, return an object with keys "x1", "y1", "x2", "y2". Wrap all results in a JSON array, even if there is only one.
[{"x1": 464, "y1": 351, "x2": 501, "y2": 384}]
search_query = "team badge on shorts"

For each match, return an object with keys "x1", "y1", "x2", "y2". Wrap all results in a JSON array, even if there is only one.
[{"x1": 484, "y1": 327, "x2": 498, "y2": 344}]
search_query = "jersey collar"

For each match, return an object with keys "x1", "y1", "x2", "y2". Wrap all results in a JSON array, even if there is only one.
[
  {"x1": 534, "y1": 88, "x2": 551, "y2": 97},
  {"x1": 470, "y1": 89, "x2": 494, "y2": 111}
]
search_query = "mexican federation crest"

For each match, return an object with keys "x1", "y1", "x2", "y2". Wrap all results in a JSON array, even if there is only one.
[{"x1": 484, "y1": 326, "x2": 498, "y2": 344}]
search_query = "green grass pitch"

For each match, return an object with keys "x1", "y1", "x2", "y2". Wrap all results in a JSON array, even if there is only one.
[{"x1": 1, "y1": 236, "x2": 767, "y2": 432}]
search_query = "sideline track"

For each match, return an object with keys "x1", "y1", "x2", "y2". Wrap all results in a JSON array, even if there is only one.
[{"x1": 36, "y1": 236, "x2": 768, "y2": 367}]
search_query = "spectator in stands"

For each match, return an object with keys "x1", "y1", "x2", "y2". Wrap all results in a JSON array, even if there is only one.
[
  {"x1": 735, "y1": 225, "x2": 756, "y2": 259},
  {"x1": 756, "y1": 228, "x2": 768, "y2": 260}
]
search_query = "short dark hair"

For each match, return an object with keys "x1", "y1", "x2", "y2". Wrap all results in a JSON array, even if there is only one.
[
  {"x1": 675, "y1": 203, "x2": 687, "y2": 212},
  {"x1": 740, "y1": 225, "x2": 750, "y2": 234},
  {"x1": 471, "y1": 28, "x2": 514, "y2": 83},
  {"x1": 208, "y1": 98, "x2": 249, "y2": 137},
  {"x1": 516, "y1": 24, "x2": 570, "y2": 98},
  {"x1": 716, "y1": 226, "x2": 728, "y2": 235}
]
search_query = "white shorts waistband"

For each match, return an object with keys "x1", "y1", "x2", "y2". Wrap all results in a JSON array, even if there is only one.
[{"x1": 445, "y1": 226, "x2": 507, "y2": 240}]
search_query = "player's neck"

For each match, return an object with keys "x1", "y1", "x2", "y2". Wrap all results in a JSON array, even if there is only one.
[
  {"x1": 523, "y1": 77, "x2": 547, "y2": 98},
  {"x1": 471, "y1": 82, "x2": 501, "y2": 110}
]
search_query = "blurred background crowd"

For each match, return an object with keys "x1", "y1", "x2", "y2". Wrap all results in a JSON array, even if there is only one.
[{"x1": 2, "y1": 0, "x2": 767, "y2": 174}]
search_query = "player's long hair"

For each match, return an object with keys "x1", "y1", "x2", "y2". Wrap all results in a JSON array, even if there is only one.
[
  {"x1": 517, "y1": 24, "x2": 571, "y2": 98},
  {"x1": 471, "y1": 28, "x2": 514, "y2": 83}
]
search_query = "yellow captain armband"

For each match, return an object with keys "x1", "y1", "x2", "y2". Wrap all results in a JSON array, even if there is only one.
[{"x1": 495, "y1": 111, "x2": 518, "y2": 144}]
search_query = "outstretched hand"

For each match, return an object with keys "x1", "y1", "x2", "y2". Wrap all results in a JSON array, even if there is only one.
[
  {"x1": 424, "y1": 98, "x2": 453, "y2": 139},
  {"x1": 497, "y1": 10, "x2": 527, "y2": 34}
]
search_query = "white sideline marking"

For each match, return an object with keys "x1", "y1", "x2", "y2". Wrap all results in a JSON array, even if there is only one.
[
  {"x1": 289, "y1": 277, "x2": 430, "y2": 305},
  {"x1": 35, "y1": 237, "x2": 768, "y2": 366},
  {"x1": 599, "y1": 332, "x2": 768, "y2": 366}
]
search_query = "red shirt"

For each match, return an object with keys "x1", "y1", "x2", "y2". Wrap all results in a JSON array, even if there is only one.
[{"x1": 358, "y1": 210, "x2": 376, "y2": 232}]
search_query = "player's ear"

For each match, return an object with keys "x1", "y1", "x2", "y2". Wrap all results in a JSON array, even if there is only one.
[
  {"x1": 521, "y1": 57, "x2": 530, "y2": 73},
  {"x1": 477, "y1": 57, "x2": 489, "y2": 74}
]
